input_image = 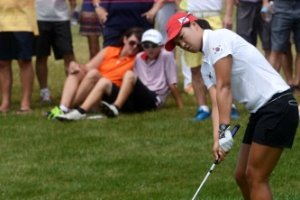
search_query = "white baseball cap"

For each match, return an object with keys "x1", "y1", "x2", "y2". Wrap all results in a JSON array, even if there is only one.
[{"x1": 142, "y1": 29, "x2": 163, "y2": 45}]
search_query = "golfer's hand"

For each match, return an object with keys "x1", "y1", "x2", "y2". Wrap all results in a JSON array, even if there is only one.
[{"x1": 219, "y1": 124, "x2": 234, "y2": 152}]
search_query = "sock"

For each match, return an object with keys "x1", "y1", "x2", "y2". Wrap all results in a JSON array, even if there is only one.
[
  {"x1": 59, "y1": 105, "x2": 69, "y2": 113},
  {"x1": 199, "y1": 105, "x2": 209, "y2": 113},
  {"x1": 114, "y1": 104, "x2": 120, "y2": 111},
  {"x1": 77, "y1": 107, "x2": 86, "y2": 114}
]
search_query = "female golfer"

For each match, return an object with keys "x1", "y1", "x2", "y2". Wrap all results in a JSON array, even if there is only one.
[{"x1": 165, "y1": 12, "x2": 298, "y2": 200}]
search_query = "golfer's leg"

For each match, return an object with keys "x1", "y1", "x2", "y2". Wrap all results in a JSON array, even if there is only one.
[
  {"x1": 234, "y1": 143, "x2": 251, "y2": 200},
  {"x1": 246, "y1": 142, "x2": 283, "y2": 200}
]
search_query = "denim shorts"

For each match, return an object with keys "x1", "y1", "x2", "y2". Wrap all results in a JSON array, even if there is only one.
[
  {"x1": 243, "y1": 90, "x2": 299, "y2": 148},
  {"x1": 271, "y1": 0, "x2": 300, "y2": 52},
  {"x1": 0, "y1": 32, "x2": 34, "y2": 60}
]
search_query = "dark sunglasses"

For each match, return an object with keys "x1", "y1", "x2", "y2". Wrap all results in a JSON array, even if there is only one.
[
  {"x1": 128, "y1": 40, "x2": 140, "y2": 47},
  {"x1": 142, "y1": 43, "x2": 159, "y2": 49}
]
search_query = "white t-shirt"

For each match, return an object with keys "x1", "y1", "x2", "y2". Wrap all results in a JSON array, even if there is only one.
[
  {"x1": 179, "y1": 0, "x2": 223, "y2": 12},
  {"x1": 134, "y1": 50, "x2": 178, "y2": 104},
  {"x1": 35, "y1": 0, "x2": 70, "y2": 21},
  {"x1": 201, "y1": 29, "x2": 289, "y2": 113}
]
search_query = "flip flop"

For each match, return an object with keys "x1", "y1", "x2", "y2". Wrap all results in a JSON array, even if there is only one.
[{"x1": 17, "y1": 109, "x2": 32, "y2": 115}]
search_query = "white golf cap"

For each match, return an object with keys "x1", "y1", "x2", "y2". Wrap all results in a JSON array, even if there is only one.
[{"x1": 142, "y1": 29, "x2": 163, "y2": 45}]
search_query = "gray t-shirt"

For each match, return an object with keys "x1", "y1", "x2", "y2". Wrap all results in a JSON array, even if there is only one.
[{"x1": 35, "y1": 0, "x2": 69, "y2": 21}]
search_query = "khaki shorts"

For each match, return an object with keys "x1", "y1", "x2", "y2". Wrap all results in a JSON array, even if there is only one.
[{"x1": 183, "y1": 15, "x2": 222, "y2": 68}]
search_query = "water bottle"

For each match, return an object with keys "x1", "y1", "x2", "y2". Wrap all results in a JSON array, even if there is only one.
[
  {"x1": 262, "y1": 1, "x2": 274, "y2": 22},
  {"x1": 71, "y1": 6, "x2": 80, "y2": 26}
]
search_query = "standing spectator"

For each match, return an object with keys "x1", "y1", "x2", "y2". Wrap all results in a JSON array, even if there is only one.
[
  {"x1": 34, "y1": 0, "x2": 76, "y2": 103},
  {"x1": 79, "y1": 0, "x2": 102, "y2": 59},
  {"x1": 176, "y1": 0, "x2": 237, "y2": 120},
  {"x1": 234, "y1": 0, "x2": 271, "y2": 60},
  {"x1": 92, "y1": 0, "x2": 154, "y2": 47},
  {"x1": 0, "y1": 0, "x2": 38, "y2": 113},
  {"x1": 262, "y1": 0, "x2": 300, "y2": 95}
]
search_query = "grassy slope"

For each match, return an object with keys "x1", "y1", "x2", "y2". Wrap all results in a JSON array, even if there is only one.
[{"x1": 0, "y1": 4, "x2": 300, "y2": 200}]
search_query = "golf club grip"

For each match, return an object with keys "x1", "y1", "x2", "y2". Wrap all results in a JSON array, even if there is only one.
[
  {"x1": 231, "y1": 124, "x2": 241, "y2": 137},
  {"x1": 213, "y1": 124, "x2": 240, "y2": 165}
]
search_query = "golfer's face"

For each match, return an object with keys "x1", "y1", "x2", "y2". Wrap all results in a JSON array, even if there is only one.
[{"x1": 174, "y1": 23, "x2": 202, "y2": 53}]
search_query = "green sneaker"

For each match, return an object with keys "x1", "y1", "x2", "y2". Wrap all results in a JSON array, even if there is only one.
[{"x1": 45, "y1": 106, "x2": 64, "y2": 120}]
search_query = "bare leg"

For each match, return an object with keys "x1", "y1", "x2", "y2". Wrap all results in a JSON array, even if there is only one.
[
  {"x1": 191, "y1": 66, "x2": 207, "y2": 106},
  {"x1": 80, "y1": 78, "x2": 112, "y2": 111},
  {"x1": 87, "y1": 35, "x2": 100, "y2": 59},
  {"x1": 247, "y1": 142, "x2": 283, "y2": 200},
  {"x1": 114, "y1": 71, "x2": 137, "y2": 108},
  {"x1": 63, "y1": 54, "x2": 76, "y2": 76},
  {"x1": 18, "y1": 59, "x2": 34, "y2": 110},
  {"x1": 35, "y1": 56, "x2": 48, "y2": 89},
  {"x1": 264, "y1": 50, "x2": 271, "y2": 62},
  {"x1": 293, "y1": 52, "x2": 300, "y2": 86},
  {"x1": 234, "y1": 143, "x2": 251, "y2": 200},
  {"x1": 0, "y1": 60, "x2": 12, "y2": 111},
  {"x1": 59, "y1": 68, "x2": 86, "y2": 108},
  {"x1": 71, "y1": 69, "x2": 102, "y2": 107},
  {"x1": 281, "y1": 44, "x2": 293, "y2": 86},
  {"x1": 269, "y1": 50, "x2": 283, "y2": 72}
]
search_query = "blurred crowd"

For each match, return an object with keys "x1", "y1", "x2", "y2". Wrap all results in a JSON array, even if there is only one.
[{"x1": 0, "y1": 0, "x2": 299, "y2": 119}]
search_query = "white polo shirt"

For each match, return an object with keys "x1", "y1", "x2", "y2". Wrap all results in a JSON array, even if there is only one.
[{"x1": 201, "y1": 29, "x2": 289, "y2": 113}]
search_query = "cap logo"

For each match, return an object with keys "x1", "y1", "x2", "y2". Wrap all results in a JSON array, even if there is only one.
[{"x1": 178, "y1": 17, "x2": 190, "y2": 24}]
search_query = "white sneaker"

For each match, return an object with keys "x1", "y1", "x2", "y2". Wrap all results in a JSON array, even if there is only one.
[
  {"x1": 40, "y1": 90, "x2": 52, "y2": 103},
  {"x1": 56, "y1": 109, "x2": 86, "y2": 121},
  {"x1": 100, "y1": 101, "x2": 119, "y2": 118}
]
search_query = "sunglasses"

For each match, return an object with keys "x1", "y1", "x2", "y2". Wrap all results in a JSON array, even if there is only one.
[
  {"x1": 142, "y1": 43, "x2": 159, "y2": 49},
  {"x1": 128, "y1": 40, "x2": 140, "y2": 47}
]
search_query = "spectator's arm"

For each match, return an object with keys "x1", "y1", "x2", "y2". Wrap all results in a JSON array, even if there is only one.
[
  {"x1": 223, "y1": 0, "x2": 235, "y2": 30},
  {"x1": 85, "y1": 47, "x2": 107, "y2": 71},
  {"x1": 175, "y1": 0, "x2": 181, "y2": 11},
  {"x1": 68, "y1": 0, "x2": 76, "y2": 15},
  {"x1": 169, "y1": 84, "x2": 183, "y2": 108},
  {"x1": 142, "y1": 0, "x2": 169, "y2": 24},
  {"x1": 92, "y1": 0, "x2": 108, "y2": 24}
]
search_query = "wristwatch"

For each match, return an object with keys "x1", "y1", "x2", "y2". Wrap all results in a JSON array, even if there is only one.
[{"x1": 93, "y1": 3, "x2": 101, "y2": 9}]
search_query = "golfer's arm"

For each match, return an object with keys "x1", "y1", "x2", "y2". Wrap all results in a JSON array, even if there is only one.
[
  {"x1": 214, "y1": 56, "x2": 233, "y2": 126},
  {"x1": 208, "y1": 86, "x2": 220, "y2": 143}
]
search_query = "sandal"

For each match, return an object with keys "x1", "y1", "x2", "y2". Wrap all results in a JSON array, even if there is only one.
[{"x1": 17, "y1": 109, "x2": 32, "y2": 115}]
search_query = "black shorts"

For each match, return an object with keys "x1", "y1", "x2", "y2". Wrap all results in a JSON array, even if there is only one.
[
  {"x1": 243, "y1": 90, "x2": 299, "y2": 148},
  {"x1": 33, "y1": 21, "x2": 74, "y2": 59},
  {"x1": 103, "y1": 78, "x2": 158, "y2": 113},
  {"x1": 0, "y1": 32, "x2": 34, "y2": 60}
]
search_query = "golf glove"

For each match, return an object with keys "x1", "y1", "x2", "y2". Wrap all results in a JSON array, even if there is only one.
[{"x1": 219, "y1": 124, "x2": 233, "y2": 152}]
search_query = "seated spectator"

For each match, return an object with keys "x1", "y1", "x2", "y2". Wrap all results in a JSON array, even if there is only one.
[
  {"x1": 46, "y1": 27, "x2": 144, "y2": 119},
  {"x1": 56, "y1": 29, "x2": 183, "y2": 120}
]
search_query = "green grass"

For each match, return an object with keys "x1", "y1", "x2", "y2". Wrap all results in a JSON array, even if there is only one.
[{"x1": 1, "y1": 13, "x2": 300, "y2": 200}]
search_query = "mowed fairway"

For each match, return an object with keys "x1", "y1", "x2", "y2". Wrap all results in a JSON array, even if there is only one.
[{"x1": 0, "y1": 7, "x2": 300, "y2": 200}]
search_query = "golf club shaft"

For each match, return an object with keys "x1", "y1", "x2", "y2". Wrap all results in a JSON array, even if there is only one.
[{"x1": 191, "y1": 124, "x2": 241, "y2": 200}]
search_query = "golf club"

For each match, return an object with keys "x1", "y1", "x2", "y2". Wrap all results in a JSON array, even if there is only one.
[{"x1": 191, "y1": 124, "x2": 241, "y2": 200}]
